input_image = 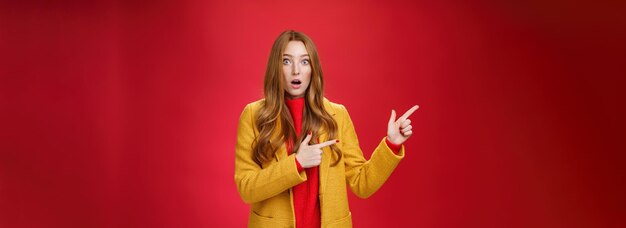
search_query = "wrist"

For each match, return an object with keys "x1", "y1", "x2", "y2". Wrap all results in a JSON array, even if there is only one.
[
  {"x1": 386, "y1": 136, "x2": 400, "y2": 145},
  {"x1": 385, "y1": 137, "x2": 402, "y2": 152},
  {"x1": 295, "y1": 153, "x2": 301, "y2": 163}
]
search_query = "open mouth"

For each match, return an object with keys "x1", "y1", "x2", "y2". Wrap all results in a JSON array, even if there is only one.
[{"x1": 291, "y1": 79, "x2": 302, "y2": 85}]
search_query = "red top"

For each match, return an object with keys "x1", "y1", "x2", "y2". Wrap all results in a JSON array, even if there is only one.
[{"x1": 285, "y1": 97, "x2": 401, "y2": 228}]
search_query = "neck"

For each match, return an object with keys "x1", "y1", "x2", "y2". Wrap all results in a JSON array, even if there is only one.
[{"x1": 285, "y1": 95, "x2": 304, "y2": 100}]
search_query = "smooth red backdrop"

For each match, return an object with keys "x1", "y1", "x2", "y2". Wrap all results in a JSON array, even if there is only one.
[{"x1": 1, "y1": 0, "x2": 625, "y2": 227}]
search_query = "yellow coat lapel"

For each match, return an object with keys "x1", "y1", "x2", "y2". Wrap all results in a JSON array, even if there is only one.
[
  {"x1": 272, "y1": 119, "x2": 287, "y2": 162},
  {"x1": 319, "y1": 98, "x2": 337, "y2": 195}
]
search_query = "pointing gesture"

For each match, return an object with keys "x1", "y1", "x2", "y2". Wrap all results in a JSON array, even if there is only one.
[
  {"x1": 295, "y1": 132, "x2": 338, "y2": 168},
  {"x1": 387, "y1": 105, "x2": 419, "y2": 145}
]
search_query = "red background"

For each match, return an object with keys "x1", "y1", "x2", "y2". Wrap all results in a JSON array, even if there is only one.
[{"x1": 1, "y1": 0, "x2": 625, "y2": 227}]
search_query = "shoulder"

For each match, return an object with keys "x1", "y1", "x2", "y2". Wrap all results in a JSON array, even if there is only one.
[
  {"x1": 240, "y1": 98, "x2": 265, "y2": 114},
  {"x1": 237, "y1": 99, "x2": 265, "y2": 124},
  {"x1": 323, "y1": 97, "x2": 347, "y2": 117}
]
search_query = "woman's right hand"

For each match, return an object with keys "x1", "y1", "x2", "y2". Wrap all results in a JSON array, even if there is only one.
[{"x1": 295, "y1": 132, "x2": 338, "y2": 168}]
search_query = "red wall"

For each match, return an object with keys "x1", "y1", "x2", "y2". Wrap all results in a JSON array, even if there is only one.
[{"x1": 1, "y1": 0, "x2": 625, "y2": 227}]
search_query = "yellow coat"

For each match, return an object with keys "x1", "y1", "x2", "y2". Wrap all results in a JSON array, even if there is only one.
[{"x1": 235, "y1": 97, "x2": 405, "y2": 228}]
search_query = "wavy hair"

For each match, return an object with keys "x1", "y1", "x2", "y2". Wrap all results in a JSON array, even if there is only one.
[{"x1": 252, "y1": 30, "x2": 342, "y2": 167}]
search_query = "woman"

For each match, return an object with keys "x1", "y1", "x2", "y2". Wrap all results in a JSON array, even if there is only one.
[{"x1": 235, "y1": 30, "x2": 418, "y2": 228}]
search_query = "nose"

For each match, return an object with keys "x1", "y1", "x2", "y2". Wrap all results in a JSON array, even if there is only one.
[{"x1": 292, "y1": 63, "x2": 300, "y2": 75}]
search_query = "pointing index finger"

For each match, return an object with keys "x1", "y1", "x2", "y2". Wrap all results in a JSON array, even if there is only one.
[
  {"x1": 398, "y1": 105, "x2": 419, "y2": 121},
  {"x1": 314, "y1": 139, "x2": 338, "y2": 149}
]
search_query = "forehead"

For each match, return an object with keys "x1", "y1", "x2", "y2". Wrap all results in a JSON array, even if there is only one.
[{"x1": 283, "y1": 41, "x2": 308, "y2": 56}]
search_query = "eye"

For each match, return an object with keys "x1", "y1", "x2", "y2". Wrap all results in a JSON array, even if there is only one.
[
  {"x1": 302, "y1": 59, "x2": 310, "y2": 65},
  {"x1": 282, "y1": 58, "x2": 291, "y2": 65}
]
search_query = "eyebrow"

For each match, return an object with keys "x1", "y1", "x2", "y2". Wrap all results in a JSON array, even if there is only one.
[{"x1": 282, "y1": 54, "x2": 310, "y2": 58}]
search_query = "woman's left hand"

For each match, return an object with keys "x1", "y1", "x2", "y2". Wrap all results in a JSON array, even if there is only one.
[{"x1": 387, "y1": 105, "x2": 419, "y2": 145}]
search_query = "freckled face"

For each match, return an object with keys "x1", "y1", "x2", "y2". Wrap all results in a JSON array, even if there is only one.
[{"x1": 283, "y1": 41, "x2": 311, "y2": 99}]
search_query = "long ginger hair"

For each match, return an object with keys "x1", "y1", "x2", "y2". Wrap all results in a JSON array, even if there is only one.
[{"x1": 252, "y1": 30, "x2": 342, "y2": 166}]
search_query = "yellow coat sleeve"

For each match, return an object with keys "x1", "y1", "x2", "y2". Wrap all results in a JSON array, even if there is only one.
[
  {"x1": 339, "y1": 104, "x2": 405, "y2": 198},
  {"x1": 234, "y1": 103, "x2": 307, "y2": 204}
]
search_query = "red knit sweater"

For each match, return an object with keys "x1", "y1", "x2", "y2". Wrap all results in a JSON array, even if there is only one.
[{"x1": 285, "y1": 97, "x2": 401, "y2": 228}]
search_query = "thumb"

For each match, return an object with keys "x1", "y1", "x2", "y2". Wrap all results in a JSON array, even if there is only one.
[
  {"x1": 388, "y1": 109, "x2": 396, "y2": 127},
  {"x1": 301, "y1": 131, "x2": 312, "y2": 145}
]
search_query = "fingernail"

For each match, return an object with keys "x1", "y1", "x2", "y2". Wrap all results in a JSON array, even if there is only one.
[
  {"x1": 336, "y1": 139, "x2": 340, "y2": 143},
  {"x1": 308, "y1": 131, "x2": 312, "y2": 135}
]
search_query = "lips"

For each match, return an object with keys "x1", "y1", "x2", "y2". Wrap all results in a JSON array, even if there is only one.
[{"x1": 290, "y1": 79, "x2": 302, "y2": 89}]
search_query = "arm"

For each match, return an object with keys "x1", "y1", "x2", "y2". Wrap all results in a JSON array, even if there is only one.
[
  {"x1": 234, "y1": 104, "x2": 307, "y2": 204},
  {"x1": 339, "y1": 105, "x2": 405, "y2": 199}
]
